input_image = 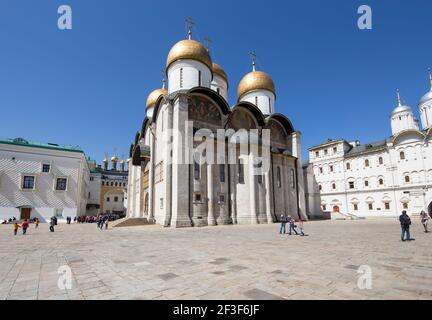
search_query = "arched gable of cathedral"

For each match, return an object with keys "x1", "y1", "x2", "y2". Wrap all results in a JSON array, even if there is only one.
[
  {"x1": 134, "y1": 131, "x2": 141, "y2": 146},
  {"x1": 187, "y1": 93, "x2": 224, "y2": 127},
  {"x1": 141, "y1": 117, "x2": 150, "y2": 138},
  {"x1": 188, "y1": 87, "x2": 231, "y2": 116},
  {"x1": 149, "y1": 95, "x2": 167, "y2": 123},
  {"x1": 265, "y1": 113, "x2": 295, "y2": 136},
  {"x1": 264, "y1": 118, "x2": 290, "y2": 149},
  {"x1": 228, "y1": 102, "x2": 265, "y2": 130},
  {"x1": 392, "y1": 129, "x2": 425, "y2": 145}
]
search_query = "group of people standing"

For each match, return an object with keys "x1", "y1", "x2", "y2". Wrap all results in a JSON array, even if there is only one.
[{"x1": 279, "y1": 215, "x2": 307, "y2": 236}]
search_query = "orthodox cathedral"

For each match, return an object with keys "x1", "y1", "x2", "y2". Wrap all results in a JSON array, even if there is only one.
[
  {"x1": 125, "y1": 26, "x2": 311, "y2": 227},
  {"x1": 305, "y1": 72, "x2": 432, "y2": 218}
]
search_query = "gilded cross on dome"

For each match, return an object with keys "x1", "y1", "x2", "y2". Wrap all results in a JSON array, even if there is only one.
[
  {"x1": 250, "y1": 51, "x2": 257, "y2": 71},
  {"x1": 204, "y1": 36, "x2": 212, "y2": 52},
  {"x1": 186, "y1": 17, "x2": 195, "y2": 40}
]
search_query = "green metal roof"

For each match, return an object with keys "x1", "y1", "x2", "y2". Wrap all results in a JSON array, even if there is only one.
[{"x1": 0, "y1": 137, "x2": 84, "y2": 154}]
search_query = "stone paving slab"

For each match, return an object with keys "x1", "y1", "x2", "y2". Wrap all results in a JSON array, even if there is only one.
[{"x1": 1, "y1": 219, "x2": 431, "y2": 300}]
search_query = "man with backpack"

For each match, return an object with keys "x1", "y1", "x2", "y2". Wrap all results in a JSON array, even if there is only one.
[{"x1": 399, "y1": 210, "x2": 415, "y2": 242}]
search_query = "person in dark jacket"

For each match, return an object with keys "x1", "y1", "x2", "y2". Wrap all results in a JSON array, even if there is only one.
[
  {"x1": 288, "y1": 216, "x2": 299, "y2": 235},
  {"x1": 279, "y1": 215, "x2": 287, "y2": 234},
  {"x1": 49, "y1": 217, "x2": 55, "y2": 232},
  {"x1": 399, "y1": 211, "x2": 414, "y2": 241}
]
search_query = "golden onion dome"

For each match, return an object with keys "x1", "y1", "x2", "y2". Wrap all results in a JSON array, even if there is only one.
[
  {"x1": 166, "y1": 39, "x2": 212, "y2": 71},
  {"x1": 212, "y1": 63, "x2": 228, "y2": 83},
  {"x1": 237, "y1": 71, "x2": 276, "y2": 99},
  {"x1": 146, "y1": 88, "x2": 167, "y2": 109},
  {"x1": 111, "y1": 156, "x2": 118, "y2": 162}
]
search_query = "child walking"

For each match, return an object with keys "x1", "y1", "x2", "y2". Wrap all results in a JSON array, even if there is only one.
[{"x1": 13, "y1": 223, "x2": 21, "y2": 236}]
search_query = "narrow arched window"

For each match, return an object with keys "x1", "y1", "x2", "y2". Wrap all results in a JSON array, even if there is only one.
[
  {"x1": 400, "y1": 151, "x2": 405, "y2": 160},
  {"x1": 194, "y1": 160, "x2": 200, "y2": 180},
  {"x1": 291, "y1": 169, "x2": 296, "y2": 188},
  {"x1": 379, "y1": 157, "x2": 384, "y2": 165},
  {"x1": 405, "y1": 175, "x2": 410, "y2": 183},
  {"x1": 219, "y1": 164, "x2": 225, "y2": 183},
  {"x1": 365, "y1": 159, "x2": 370, "y2": 167},
  {"x1": 277, "y1": 167, "x2": 282, "y2": 188},
  {"x1": 238, "y1": 159, "x2": 244, "y2": 184},
  {"x1": 180, "y1": 68, "x2": 184, "y2": 88},
  {"x1": 255, "y1": 96, "x2": 258, "y2": 106},
  {"x1": 379, "y1": 178, "x2": 384, "y2": 185},
  {"x1": 346, "y1": 162, "x2": 351, "y2": 170},
  {"x1": 198, "y1": 70, "x2": 201, "y2": 86}
]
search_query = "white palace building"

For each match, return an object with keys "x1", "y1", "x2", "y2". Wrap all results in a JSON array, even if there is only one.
[
  {"x1": 0, "y1": 137, "x2": 90, "y2": 222},
  {"x1": 305, "y1": 73, "x2": 432, "y2": 218},
  {"x1": 125, "y1": 27, "x2": 311, "y2": 227}
]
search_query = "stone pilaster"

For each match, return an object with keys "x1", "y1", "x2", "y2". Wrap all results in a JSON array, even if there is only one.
[
  {"x1": 207, "y1": 164, "x2": 216, "y2": 226},
  {"x1": 292, "y1": 131, "x2": 307, "y2": 220},
  {"x1": 170, "y1": 95, "x2": 193, "y2": 227},
  {"x1": 249, "y1": 152, "x2": 258, "y2": 224}
]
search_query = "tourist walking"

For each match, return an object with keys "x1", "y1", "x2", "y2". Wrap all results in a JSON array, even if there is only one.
[
  {"x1": 420, "y1": 210, "x2": 429, "y2": 233},
  {"x1": 279, "y1": 214, "x2": 287, "y2": 234},
  {"x1": 299, "y1": 219, "x2": 307, "y2": 236},
  {"x1": 13, "y1": 222, "x2": 21, "y2": 236},
  {"x1": 49, "y1": 217, "x2": 55, "y2": 232},
  {"x1": 399, "y1": 210, "x2": 414, "y2": 241},
  {"x1": 288, "y1": 216, "x2": 299, "y2": 235},
  {"x1": 35, "y1": 218, "x2": 39, "y2": 229},
  {"x1": 21, "y1": 219, "x2": 29, "y2": 235}
]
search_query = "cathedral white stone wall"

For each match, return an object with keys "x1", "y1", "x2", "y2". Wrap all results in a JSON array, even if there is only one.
[{"x1": 125, "y1": 32, "x2": 310, "y2": 227}]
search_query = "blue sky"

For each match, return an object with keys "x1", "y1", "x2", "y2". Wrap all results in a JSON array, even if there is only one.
[{"x1": 0, "y1": 0, "x2": 431, "y2": 164}]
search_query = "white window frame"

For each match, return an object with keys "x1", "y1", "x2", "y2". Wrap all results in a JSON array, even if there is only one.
[
  {"x1": 54, "y1": 176, "x2": 68, "y2": 192},
  {"x1": 21, "y1": 174, "x2": 36, "y2": 191},
  {"x1": 41, "y1": 162, "x2": 51, "y2": 173}
]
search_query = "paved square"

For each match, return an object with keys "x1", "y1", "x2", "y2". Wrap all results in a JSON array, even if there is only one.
[{"x1": 1, "y1": 219, "x2": 431, "y2": 300}]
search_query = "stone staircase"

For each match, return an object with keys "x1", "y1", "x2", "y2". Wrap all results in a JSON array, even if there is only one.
[
  {"x1": 330, "y1": 211, "x2": 362, "y2": 220},
  {"x1": 110, "y1": 217, "x2": 154, "y2": 228}
]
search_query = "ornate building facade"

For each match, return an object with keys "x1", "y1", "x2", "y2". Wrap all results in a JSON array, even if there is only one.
[
  {"x1": 126, "y1": 29, "x2": 311, "y2": 227},
  {"x1": 86, "y1": 155, "x2": 128, "y2": 216},
  {"x1": 305, "y1": 75, "x2": 432, "y2": 218}
]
